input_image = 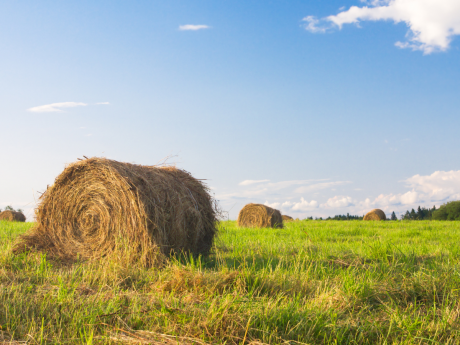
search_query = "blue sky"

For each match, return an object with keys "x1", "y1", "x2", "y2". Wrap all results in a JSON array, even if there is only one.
[{"x1": 1, "y1": 0, "x2": 460, "y2": 220}]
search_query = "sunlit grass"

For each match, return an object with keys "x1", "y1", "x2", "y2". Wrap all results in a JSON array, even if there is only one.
[{"x1": 1, "y1": 220, "x2": 460, "y2": 344}]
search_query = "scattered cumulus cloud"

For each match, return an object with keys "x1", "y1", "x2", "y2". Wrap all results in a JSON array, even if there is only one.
[
  {"x1": 323, "y1": 196, "x2": 355, "y2": 208},
  {"x1": 217, "y1": 170, "x2": 460, "y2": 219},
  {"x1": 265, "y1": 198, "x2": 319, "y2": 212},
  {"x1": 28, "y1": 102, "x2": 87, "y2": 113},
  {"x1": 346, "y1": 170, "x2": 460, "y2": 218},
  {"x1": 179, "y1": 25, "x2": 210, "y2": 31},
  {"x1": 304, "y1": 0, "x2": 460, "y2": 54}
]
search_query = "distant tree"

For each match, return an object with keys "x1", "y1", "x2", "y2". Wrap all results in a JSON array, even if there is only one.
[
  {"x1": 4, "y1": 206, "x2": 14, "y2": 211},
  {"x1": 432, "y1": 201, "x2": 460, "y2": 220},
  {"x1": 326, "y1": 214, "x2": 363, "y2": 221},
  {"x1": 391, "y1": 211, "x2": 397, "y2": 220},
  {"x1": 399, "y1": 205, "x2": 437, "y2": 220},
  {"x1": 403, "y1": 210, "x2": 411, "y2": 220}
]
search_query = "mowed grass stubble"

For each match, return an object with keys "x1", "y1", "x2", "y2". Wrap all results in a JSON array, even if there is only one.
[{"x1": 1, "y1": 219, "x2": 460, "y2": 344}]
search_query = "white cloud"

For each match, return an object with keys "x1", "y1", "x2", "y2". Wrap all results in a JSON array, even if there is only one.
[
  {"x1": 179, "y1": 25, "x2": 210, "y2": 31},
  {"x1": 355, "y1": 170, "x2": 460, "y2": 217},
  {"x1": 264, "y1": 201, "x2": 281, "y2": 209},
  {"x1": 239, "y1": 179, "x2": 270, "y2": 186},
  {"x1": 302, "y1": 16, "x2": 328, "y2": 33},
  {"x1": 405, "y1": 170, "x2": 460, "y2": 200},
  {"x1": 265, "y1": 198, "x2": 319, "y2": 213},
  {"x1": 219, "y1": 170, "x2": 460, "y2": 219},
  {"x1": 294, "y1": 181, "x2": 351, "y2": 193},
  {"x1": 28, "y1": 102, "x2": 87, "y2": 113},
  {"x1": 323, "y1": 196, "x2": 355, "y2": 208},
  {"x1": 304, "y1": 0, "x2": 460, "y2": 54},
  {"x1": 96, "y1": 102, "x2": 110, "y2": 105},
  {"x1": 291, "y1": 198, "x2": 319, "y2": 211}
]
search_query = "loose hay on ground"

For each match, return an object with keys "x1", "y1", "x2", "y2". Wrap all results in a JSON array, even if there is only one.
[
  {"x1": 237, "y1": 203, "x2": 283, "y2": 228},
  {"x1": 363, "y1": 209, "x2": 386, "y2": 221},
  {"x1": 13, "y1": 157, "x2": 219, "y2": 266},
  {"x1": 0, "y1": 211, "x2": 26, "y2": 222}
]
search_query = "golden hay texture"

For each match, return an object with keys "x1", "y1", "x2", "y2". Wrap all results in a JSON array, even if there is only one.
[
  {"x1": 237, "y1": 203, "x2": 283, "y2": 228},
  {"x1": 13, "y1": 157, "x2": 218, "y2": 266},
  {"x1": 0, "y1": 210, "x2": 26, "y2": 222},
  {"x1": 363, "y1": 208, "x2": 387, "y2": 221},
  {"x1": 282, "y1": 215, "x2": 294, "y2": 222}
]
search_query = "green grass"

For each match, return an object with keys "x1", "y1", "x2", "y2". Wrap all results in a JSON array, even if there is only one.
[{"x1": 1, "y1": 220, "x2": 460, "y2": 344}]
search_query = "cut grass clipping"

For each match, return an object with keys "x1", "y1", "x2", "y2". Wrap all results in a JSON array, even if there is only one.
[
  {"x1": 13, "y1": 157, "x2": 218, "y2": 266},
  {"x1": 237, "y1": 203, "x2": 283, "y2": 228},
  {"x1": 0, "y1": 210, "x2": 26, "y2": 222},
  {"x1": 363, "y1": 208, "x2": 386, "y2": 221}
]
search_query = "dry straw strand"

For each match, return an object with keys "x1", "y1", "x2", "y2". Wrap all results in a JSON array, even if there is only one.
[
  {"x1": 237, "y1": 203, "x2": 283, "y2": 228},
  {"x1": 363, "y1": 208, "x2": 386, "y2": 221},
  {"x1": 0, "y1": 210, "x2": 26, "y2": 222},
  {"x1": 13, "y1": 157, "x2": 219, "y2": 266}
]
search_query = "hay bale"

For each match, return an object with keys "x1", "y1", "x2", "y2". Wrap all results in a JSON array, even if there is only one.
[
  {"x1": 13, "y1": 157, "x2": 218, "y2": 266},
  {"x1": 0, "y1": 211, "x2": 26, "y2": 222},
  {"x1": 282, "y1": 215, "x2": 294, "y2": 222},
  {"x1": 363, "y1": 209, "x2": 386, "y2": 221},
  {"x1": 237, "y1": 203, "x2": 283, "y2": 228}
]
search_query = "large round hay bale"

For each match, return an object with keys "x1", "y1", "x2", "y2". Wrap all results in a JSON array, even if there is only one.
[
  {"x1": 237, "y1": 203, "x2": 283, "y2": 228},
  {"x1": 13, "y1": 157, "x2": 218, "y2": 266},
  {"x1": 282, "y1": 215, "x2": 294, "y2": 222},
  {"x1": 363, "y1": 209, "x2": 386, "y2": 221},
  {"x1": 0, "y1": 210, "x2": 26, "y2": 222}
]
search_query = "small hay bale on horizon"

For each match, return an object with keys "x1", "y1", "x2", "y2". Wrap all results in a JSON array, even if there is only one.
[
  {"x1": 282, "y1": 215, "x2": 294, "y2": 222},
  {"x1": 237, "y1": 203, "x2": 283, "y2": 228},
  {"x1": 363, "y1": 209, "x2": 386, "y2": 221},
  {"x1": 13, "y1": 157, "x2": 219, "y2": 266},
  {"x1": 0, "y1": 210, "x2": 26, "y2": 222}
]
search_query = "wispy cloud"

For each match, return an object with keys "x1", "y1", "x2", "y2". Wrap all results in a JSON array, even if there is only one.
[
  {"x1": 302, "y1": 16, "x2": 329, "y2": 33},
  {"x1": 178, "y1": 24, "x2": 210, "y2": 31},
  {"x1": 294, "y1": 181, "x2": 352, "y2": 193},
  {"x1": 28, "y1": 102, "x2": 87, "y2": 113},
  {"x1": 304, "y1": 0, "x2": 460, "y2": 54},
  {"x1": 239, "y1": 179, "x2": 270, "y2": 186},
  {"x1": 96, "y1": 102, "x2": 110, "y2": 105}
]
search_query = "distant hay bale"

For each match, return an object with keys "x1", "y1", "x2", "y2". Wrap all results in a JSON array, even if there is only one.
[
  {"x1": 363, "y1": 209, "x2": 386, "y2": 221},
  {"x1": 13, "y1": 157, "x2": 218, "y2": 266},
  {"x1": 0, "y1": 211, "x2": 26, "y2": 222},
  {"x1": 237, "y1": 203, "x2": 283, "y2": 228},
  {"x1": 282, "y1": 215, "x2": 294, "y2": 222}
]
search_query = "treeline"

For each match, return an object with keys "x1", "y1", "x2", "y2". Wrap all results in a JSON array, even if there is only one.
[
  {"x1": 0, "y1": 205, "x2": 23, "y2": 213},
  {"x1": 305, "y1": 202, "x2": 460, "y2": 221},
  {"x1": 398, "y1": 201, "x2": 460, "y2": 220},
  {"x1": 399, "y1": 206, "x2": 437, "y2": 220},
  {"x1": 326, "y1": 213, "x2": 363, "y2": 221},
  {"x1": 304, "y1": 214, "x2": 363, "y2": 221}
]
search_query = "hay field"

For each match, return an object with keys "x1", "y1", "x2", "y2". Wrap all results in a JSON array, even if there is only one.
[{"x1": 1, "y1": 220, "x2": 460, "y2": 344}]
